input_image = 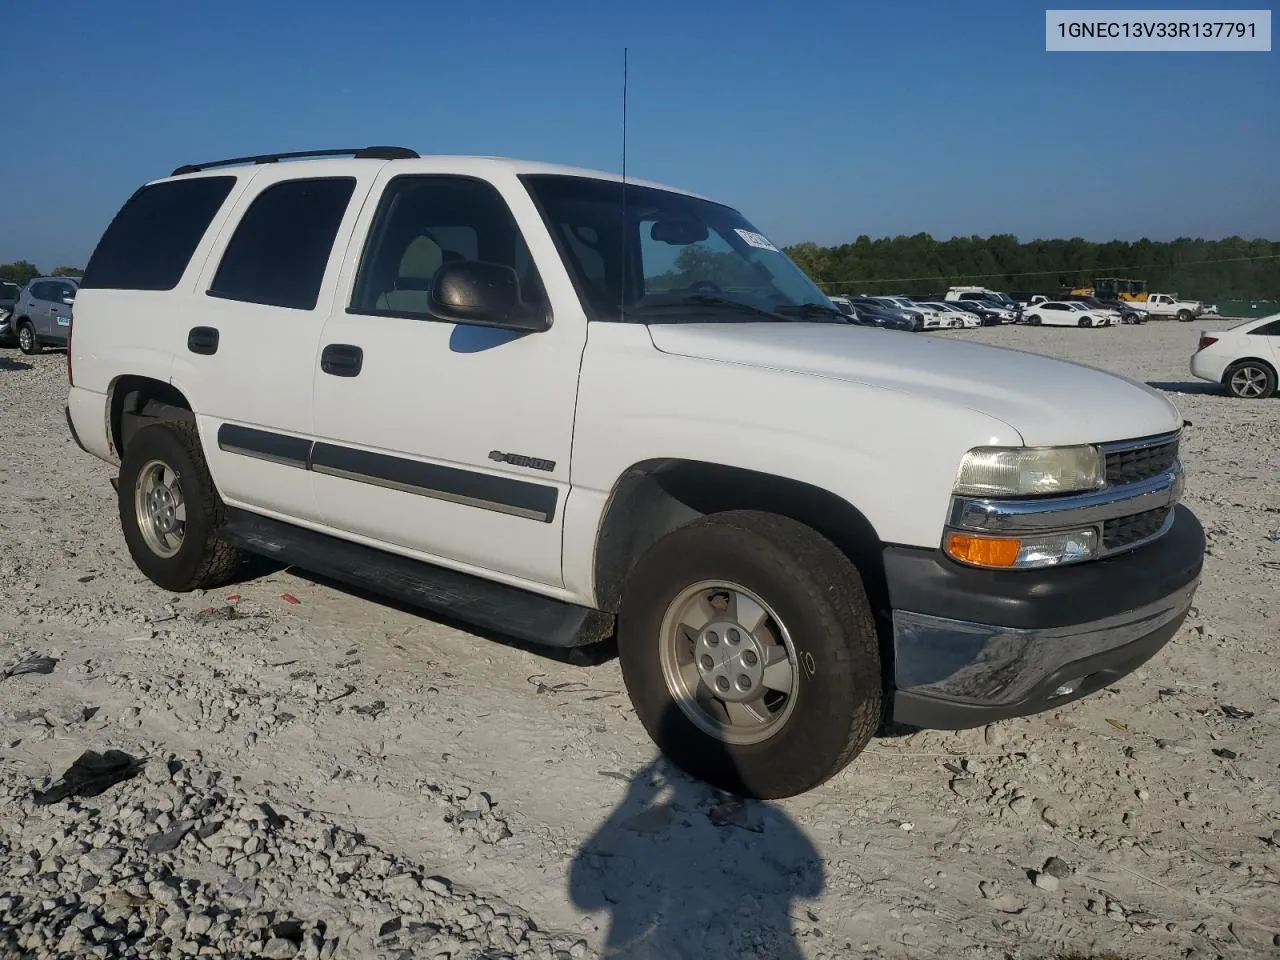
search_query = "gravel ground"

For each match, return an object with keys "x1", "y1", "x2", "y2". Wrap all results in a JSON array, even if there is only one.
[{"x1": 1, "y1": 319, "x2": 1277, "y2": 960}]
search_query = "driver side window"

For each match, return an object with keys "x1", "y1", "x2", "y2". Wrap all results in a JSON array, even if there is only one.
[{"x1": 349, "y1": 175, "x2": 547, "y2": 322}]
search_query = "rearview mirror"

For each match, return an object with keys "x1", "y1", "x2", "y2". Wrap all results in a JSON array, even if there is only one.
[
  {"x1": 650, "y1": 218, "x2": 709, "y2": 246},
  {"x1": 429, "y1": 261, "x2": 549, "y2": 333}
]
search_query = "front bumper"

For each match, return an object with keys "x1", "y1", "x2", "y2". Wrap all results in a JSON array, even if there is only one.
[{"x1": 887, "y1": 503, "x2": 1204, "y2": 729}]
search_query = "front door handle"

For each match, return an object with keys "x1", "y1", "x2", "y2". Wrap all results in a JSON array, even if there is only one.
[
  {"x1": 321, "y1": 343, "x2": 363, "y2": 377},
  {"x1": 187, "y1": 326, "x2": 219, "y2": 355}
]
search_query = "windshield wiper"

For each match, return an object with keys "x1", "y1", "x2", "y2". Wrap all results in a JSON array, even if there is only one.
[
  {"x1": 774, "y1": 302, "x2": 848, "y2": 320},
  {"x1": 637, "y1": 295, "x2": 788, "y2": 321}
]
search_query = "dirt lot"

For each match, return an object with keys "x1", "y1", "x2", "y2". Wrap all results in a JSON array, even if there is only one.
[{"x1": 1, "y1": 319, "x2": 1277, "y2": 960}]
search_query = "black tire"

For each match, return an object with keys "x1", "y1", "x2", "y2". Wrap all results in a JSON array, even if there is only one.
[
  {"x1": 17, "y1": 321, "x2": 41, "y2": 355},
  {"x1": 118, "y1": 420, "x2": 244, "y2": 591},
  {"x1": 1028, "y1": 314, "x2": 1041, "y2": 325},
  {"x1": 616, "y1": 510, "x2": 882, "y2": 799},
  {"x1": 1077, "y1": 316, "x2": 1090, "y2": 328},
  {"x1": 1224, "y1": 360, "x2": 1277, "y2": 400},
  {"x1": 1177, "y1": 310, "x2": 1193, "y2": 322}
]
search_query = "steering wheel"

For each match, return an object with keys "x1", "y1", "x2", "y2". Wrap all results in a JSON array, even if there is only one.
[{"x1": 686, "y1": 280, "x2": 723, "y2": 295}]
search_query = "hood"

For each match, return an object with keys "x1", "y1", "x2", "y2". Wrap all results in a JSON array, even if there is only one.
[{"x1": 646, "y1": 322, "x2": 1181, "y2": 446}]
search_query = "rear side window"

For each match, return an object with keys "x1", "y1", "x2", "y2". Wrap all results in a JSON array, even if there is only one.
[
  {"x1": 1250, "y1": 319, "x2": 1280, "y2": 336},
  {"x1": 209, "y1": 177, "x2": 355, "y2": 311},
  {"x1": 80, "y1": 176, "x2": 236, "y2": 291}
]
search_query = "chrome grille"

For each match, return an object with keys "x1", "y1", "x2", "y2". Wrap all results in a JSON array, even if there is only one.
[
  {"x1": 1103, "y1": 506, "x2": 1173, "y2": 551},
  {"x1": 1105, "y1": 435, "x2": 1179, "y2": 486}
]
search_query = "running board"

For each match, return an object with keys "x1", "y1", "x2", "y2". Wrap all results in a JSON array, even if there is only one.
[{"x1": 220, "y1": 509, "x2": 614, "y2": 649}]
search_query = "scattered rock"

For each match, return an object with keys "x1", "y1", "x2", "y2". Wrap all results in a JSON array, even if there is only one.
[
  {"x1": 1033, "y1": 872, "x2": 1059, "y2": 892},
  {"x1": 1042, "y1": 857, "x2": 1071, "y2": 879},
  {"x1": 83, "y1": 847, "x2": 124, "y2": 874},
  {"x1": 262, "y1": 936, "x2": 300, "y2": 958}
]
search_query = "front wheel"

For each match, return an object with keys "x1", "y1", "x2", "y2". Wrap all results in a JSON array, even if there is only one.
[
  {"x1": 1077, "y1": 316, "x2": 1091, "y2": 327},
  {"x1": 1225, "y1": 361, "x2": 1277, "y2": 399},
  {"x1": 1028, "y1": 314, "x2": 1042, "y2": 325},
  {"x1": 17, "y1": 322, "x2": 40, "y2": 355},
  {"x1": 118, "y1": 421, "x2": 245, "y2": 591},
  {"x1": 617, "y1": 511, "x2": 883, "y2": 799}
]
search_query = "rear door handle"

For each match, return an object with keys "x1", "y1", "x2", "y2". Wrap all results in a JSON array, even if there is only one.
[
  {"x1": 321, "y1": 343, "x2": 363, "y2": 377},
  {"x1": 187, "y1": 326, "x2": 219, "y2": 355}
]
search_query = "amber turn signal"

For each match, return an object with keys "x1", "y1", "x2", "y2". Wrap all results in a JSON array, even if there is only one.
[{"x1": 945, "y1": 533, "x2": 1022, "y2": 568}]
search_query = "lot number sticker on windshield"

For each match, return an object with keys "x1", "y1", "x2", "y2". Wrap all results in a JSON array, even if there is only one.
[{"x1": 734, "y1": 229, "x2": 780, "y2": 253}]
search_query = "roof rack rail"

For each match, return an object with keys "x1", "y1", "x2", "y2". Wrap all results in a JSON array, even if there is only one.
[{"x1": 170, "y1": 146, "x2": 419, "y2": 177}]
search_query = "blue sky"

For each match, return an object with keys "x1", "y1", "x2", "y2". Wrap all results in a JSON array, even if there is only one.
[{"x1": 3, "y1": 0, "x2": 1276, "y2": 268}]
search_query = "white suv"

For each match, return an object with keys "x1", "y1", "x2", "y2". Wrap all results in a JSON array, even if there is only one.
[{"x1": 66, "y1": 147, "x2": 1205, "y2": 798}]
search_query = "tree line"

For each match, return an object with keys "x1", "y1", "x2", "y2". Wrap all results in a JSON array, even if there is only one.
[
  {"x1": 783, "y1": 235, "x2": 1279, "y2": 301},
  {"x1": 0, "y1": 261, "x2": 84, "y2": 285}
]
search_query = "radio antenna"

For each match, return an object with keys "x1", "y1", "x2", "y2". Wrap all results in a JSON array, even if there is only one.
[{"x1": 619, "y1": 46, "x2": 628, "y2": 323}]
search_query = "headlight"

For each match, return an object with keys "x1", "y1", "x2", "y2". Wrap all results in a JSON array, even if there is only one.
[{"x1": 953, "y1": 445, "x2": 1104, "y2": 497}]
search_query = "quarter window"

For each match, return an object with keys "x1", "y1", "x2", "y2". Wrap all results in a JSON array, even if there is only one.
[
  {"x1": 81, "y1": 176, "x2": 236, "y2": 291},
  {"x1": 209, "y1": 177, "x2": 355, "y2": 311}
]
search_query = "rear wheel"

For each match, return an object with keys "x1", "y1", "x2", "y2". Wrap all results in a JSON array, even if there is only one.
[
  {"x1": 118, "y1": 421, "x2": 245, "y2": 591},
  {"x1": 1177, "y1": 310, "x2": 1194, "y2": 322},
  {"x1": 17, "y1": 322, "x2": 40, "y2": 355},
  {"x1": 1225, "y1": 361, "x2": 1277, "y2": 399},
  {"x1": 617, "y1": 510, "x2": 883, "y2": 799}
]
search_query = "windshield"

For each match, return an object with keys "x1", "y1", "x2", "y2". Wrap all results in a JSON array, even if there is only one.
[{"x1": 520, "y1": 174, "x2": 840, "y2": 323}]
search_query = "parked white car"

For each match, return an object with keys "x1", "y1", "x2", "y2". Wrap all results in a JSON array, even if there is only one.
[
  {"x1": 945, "y1": 287, "x2": 1020, "y2": 322},
  {"x1": 1190, "y1": 313, "x2": 1280, "y2": 398},
  {"x1": 1066, "y1": 303, "x2": 1119, "y2": 326},
  {"x1": 871, "y1": 296, "x2": 948, "y2": 329},
  {"x1": 920, "y1": 301, "x2": 981, "y2": 328},
  {"x1": 1024, "y1": 301, "x2": 1113, "y2": 328},
  {"x1": 65, "y1": 146, "x2": 1204, "y2": 799}
]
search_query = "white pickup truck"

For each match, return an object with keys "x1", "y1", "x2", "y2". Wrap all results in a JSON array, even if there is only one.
[
  {"x1": 64, "y1": 147, "x2": 1204, "y2": 798},
  {"x1": 1141, "y1": 293, "x2": 1205, "y2": 322}
]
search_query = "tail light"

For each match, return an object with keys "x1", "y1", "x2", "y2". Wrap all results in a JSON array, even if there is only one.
[
  {"x1": 1196, "y1": 335, "x2": 1217, "y2": 352},
  {"x1": 66, "y1": 318, "x2": 74, "y2": 385}
]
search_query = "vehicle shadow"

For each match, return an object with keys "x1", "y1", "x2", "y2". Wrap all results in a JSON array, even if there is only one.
[
  {"x1": 569, "y1": 704, "x2": 824, "y2": 959},
  {"x1": 0, "y1": 357, "x2": 33, "y2": 372},
  {"x1": 1145, "y1": 380, "x2": 1222, "y2": 395},
  {"x1": 254, "y1": 562, "x2": 616, "y2": 666}
]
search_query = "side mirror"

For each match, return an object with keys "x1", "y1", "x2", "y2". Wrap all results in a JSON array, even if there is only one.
[{"x1": 429, "y1": 261, "x2": 549, "y2": 332}]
